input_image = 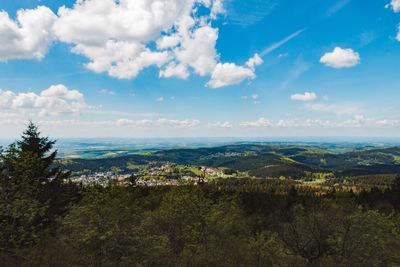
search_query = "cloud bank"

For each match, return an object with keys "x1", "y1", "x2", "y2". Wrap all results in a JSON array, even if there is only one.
[
  {"x1": 0, "y1": 0, "x2": 263, "y2": 88},
  {"x1": 0, "y1": 84, "x2": 87, "y2": 116}
]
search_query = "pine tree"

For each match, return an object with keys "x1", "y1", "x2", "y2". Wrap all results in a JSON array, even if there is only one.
[
  {"x1": 0, "y1": 122, "x2": 75, "y2": 252},
  {"x1": 16, "y1": 121, "x2": 59, "y2": 185}
]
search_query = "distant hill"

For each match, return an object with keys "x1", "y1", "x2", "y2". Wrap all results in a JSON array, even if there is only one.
[{"x1": 57, "y1": 144, "x2": 400, "y2": 178}]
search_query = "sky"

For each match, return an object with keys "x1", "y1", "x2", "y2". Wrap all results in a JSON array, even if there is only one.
[{"x1": 0, "y1": 0, "x2": 399, "y2": 138}]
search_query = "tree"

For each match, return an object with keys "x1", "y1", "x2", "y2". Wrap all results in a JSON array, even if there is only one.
[
  {"x1": 282, "y1": 202, "x2": 335, "y2": 264},
  {"x1": 246, "y1": 233, "x2": 298, "y2": 267},
  {"x1": 389, "y1": 175, "x2": 400, "y2": 207},
  {"x1": 0, "y1": 122, "x2": 75, "y2": 255}
]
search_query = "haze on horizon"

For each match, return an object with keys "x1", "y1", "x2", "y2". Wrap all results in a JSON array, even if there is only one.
[{"x1": 0, "y1": 0, "x2": 400, "y2": 138}]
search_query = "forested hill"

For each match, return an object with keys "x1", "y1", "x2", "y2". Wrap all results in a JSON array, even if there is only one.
[
  {"x1": 3, "y1": 123, "x2": 400, "y2": 266},
  {"x1": 58, "y1": 144, "x2": 400, "y2": 178}
]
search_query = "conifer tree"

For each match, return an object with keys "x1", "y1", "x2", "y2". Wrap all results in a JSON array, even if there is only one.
[{"x1": 0, "y1": 122, "x2": 74, "y2": 252}]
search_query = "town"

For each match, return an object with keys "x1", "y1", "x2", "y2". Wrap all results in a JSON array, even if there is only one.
[{"x1": 69, "y1": 163, "x2": 242, "y2": 187}]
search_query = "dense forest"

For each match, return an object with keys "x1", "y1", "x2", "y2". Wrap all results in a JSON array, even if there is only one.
[{"x1": 1, "y1": 123, "x2": 400, "y2": 266}]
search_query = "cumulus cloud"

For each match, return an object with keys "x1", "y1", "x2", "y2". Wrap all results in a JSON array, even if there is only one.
[
  {"x1": 54, "y1": 0, "x2": 194, "y2": 45},
  {"x1": 386, "y1": 1, "x2": 400, "y2": 42},
  {"x1": 0, "y1": 0, "x2": 265, "y2": 88},
  {"x1": 245, "y1": 53, "x2": 263, "y2": 70},
  {"x1": 387, "y1": 0, "x2": 400, "y2": 12},
  {"x1": 206, "y1": 54, "x2": 263, "y2": 88},
  {"x1": 174, "y1": 25, "x2": 219, "y2": 76},
  {"x1": 206, "y1": 58, "x2": 258, "y2": 89},
  {"x1": 240, "y1": 117, "x2": 272, "y2": 127},
  {"x1": 0, "y1": 84, "x2": 86, "y2": 116},
  {"x1": 52, "y1": 0, "x2": 225, "y2": 81},
  {"x1": 72, "y1": 40, "x2": 170, "y2": 79},
  {"x1": 290, "y1": 92, "x2": 317, "y2": 101},
  {"x1": 0, "y1": 6, "x2": 56, "y2": 61},
  {"x1": 159, "y1": 62, "x2": 189, "y2": 79},
  {"x1": 320, "y1": 47, "x2": 360, "y2": 68}
]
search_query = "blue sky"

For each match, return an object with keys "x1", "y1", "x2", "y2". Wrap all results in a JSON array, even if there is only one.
[{"x1": 0, "y1": 0, "x2": 399, "y2": 138}]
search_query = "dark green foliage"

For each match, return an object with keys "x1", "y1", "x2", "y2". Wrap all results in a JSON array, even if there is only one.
[
  {"x1": 0, "y1": 122, "x2": 79, "y2": 257},
  {"x1": 3, "y1": 181, "x2": 400, "y2": 266},
  {"x1": 2, "y1": 126, "x2": 400, "y2": 266}
]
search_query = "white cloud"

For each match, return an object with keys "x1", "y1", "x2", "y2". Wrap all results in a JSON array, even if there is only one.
[
  {"x1": 54, "y1": 0, "x2": 194, "y2": 45},
  {"x1": 388, "y1": 0, "x2": 400, "y2": 12},
  {"x1": 0, "y1": 84, "x2": 86, "y2": 116},
  {"x1": 0, "y1": 0, "x2": 265, "y2": 88},
  {"x1": 156, "y1": 118, "x2": 200, "y2": 127},
  {"x1": 240, "y1": 117, "x2": 272, "y2": 127},
  {"x1": 52, "y1": 0, "x2": 225, "y2": 81},
  {"x1": 156, "y1": 35, "x2": 181, "y2": 50},
  {"x1": 174, "y1": 25, "x2": 219, "y2": 76},
  {"x1": 159, "y1": 62, "x2": 189, "y2": 79},
  {"x1": 117, "y1": 118, "x2": 215, "y2": 128},
  {"x1": 116, "y1": 118, "x2": 200, "y2": 128},
  {"x1": 116, "y1": 119, "x2": 153, "y2": 127},
  {"x1": 290, "y1": 92, "x2": 317, "y2": 101},
  {"x1": 72, "y1": 40, "x2": 170, "y2": 79},
  {"x1": 210, "y1": 0, "x2": 225, "y2": 19},
  {"x1": 305, "y1": 103, "x2": 360, "y2": 115},
  {"x1": 276, "y1": 118, "x2": 333, "y2": 128},
  {"x1": 273, "y1": 116, "x2": 400, "y2": 128},
  {"x1": 2, "y1": 115, "x2": 400, "y2": 138},
  {"x1": 246, "y1": 53, "x2": 263, "y2": 70},
  {"x1": 0, "y1": 6, "x2": 56, "y2": 61},
  {"x1": 386, "y1": 1, "x2": 400, "y2": 41},
  {"x1": 337, "y1": 115, "x2": 400, "y2": 128},
  {"x1": 208, "y1": 121, "x2": 233, "y2": 128},
  {"x1": 206, "y1": 61, "x2": 256, "y2": 89},
  {"x1": 157, "y1": 96, "x2": 165, "y2": 102},
  {"x1": 320, "y1": 47, "x2": 360, "y2": 68}
]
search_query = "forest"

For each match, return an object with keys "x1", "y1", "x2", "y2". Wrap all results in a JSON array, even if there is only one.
[{"x1": 1, "y1": 123, "x2": 400, "y2": 267}]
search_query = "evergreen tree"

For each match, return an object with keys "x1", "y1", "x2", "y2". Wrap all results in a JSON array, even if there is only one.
[{"x1": 0, "y1": 122, "x2": 75, "y2": 253}]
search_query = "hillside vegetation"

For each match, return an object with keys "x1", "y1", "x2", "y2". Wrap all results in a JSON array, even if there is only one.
[
  {"x1": 2, "y1": 124, "x2": 400, "y2": 266},
  {"x1": 58, "y1": 144, "x2": 400, "y2": 179}
]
